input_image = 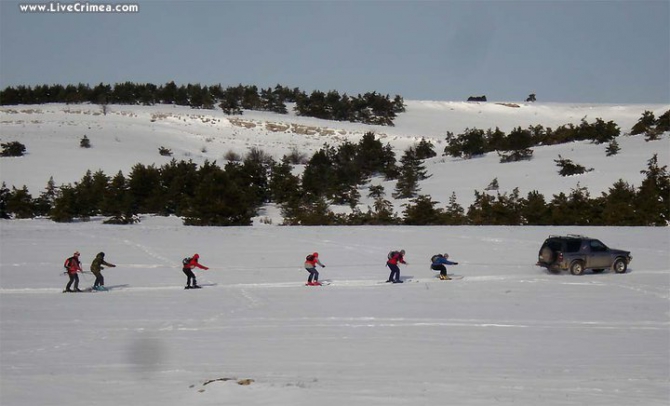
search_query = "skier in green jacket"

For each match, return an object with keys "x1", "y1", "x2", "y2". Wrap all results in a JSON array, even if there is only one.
[{"x1": 90, "y1": 252, "x2": 116, "y2": 291}]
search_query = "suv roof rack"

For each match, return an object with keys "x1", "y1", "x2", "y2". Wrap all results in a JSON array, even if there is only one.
[{"x1": 547, "y1": 234, "x2": 589, "y2": 239}]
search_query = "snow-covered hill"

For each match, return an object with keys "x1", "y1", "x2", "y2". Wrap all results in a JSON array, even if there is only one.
[
  {"x1": 1, "y1": 101, "x2": 668, "y2": 219},
  {"x1": 0, "y1": 101, "x2": 669, "y2": 406}
]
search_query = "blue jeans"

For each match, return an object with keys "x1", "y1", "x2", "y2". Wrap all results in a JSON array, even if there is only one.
[{"x1": 306, "y1": 267, "x2": 319, "y2": 282}]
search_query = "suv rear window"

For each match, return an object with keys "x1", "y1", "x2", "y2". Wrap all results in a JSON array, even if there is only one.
[
  {"x1": 565, "y1": 240, "x2": 581, "y2": 252},
  {"x1": 544, "y1": 240, "x2": 562, "y2": 251}
]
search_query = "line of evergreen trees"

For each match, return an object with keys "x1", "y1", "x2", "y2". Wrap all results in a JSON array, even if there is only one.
[
  {"x1": 0, "y1": 82, "x2": 405, "y2": 126},
  {"x1": 1, "y1": 128, "x2": 667, "y2": 226},
  {"x1": 445, "y1": 111, "x2": 670, "y2": 161},
  {"x1": 0, "y1": 156, "x2": 270, "y2": 226}
]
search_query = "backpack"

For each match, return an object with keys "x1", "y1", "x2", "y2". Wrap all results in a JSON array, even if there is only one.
[
  {"x1": 182, "y1": 257, "x2": 192, "y2": 266},
  {"x1": 430, "y1": 254, "x2": 444, "y2": 263},
  {"x1": 306, "y1": 254, "x2": 315, "y2": 262},
  {"x1": 388, "y1": 251, "x2": 399, "y2": 260}
]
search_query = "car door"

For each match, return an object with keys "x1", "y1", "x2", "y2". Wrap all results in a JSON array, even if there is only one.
[{"x1": 587, "y1": 240, "x2": 611, "y2": 268}]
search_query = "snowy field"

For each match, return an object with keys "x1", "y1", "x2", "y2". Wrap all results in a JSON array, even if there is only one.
[
  {"x1": 1, "y1": 218, "x2": 669, "y2": 406},
  {"x1": 1, "y1": 100, "x2": 669, "y2": 405}
]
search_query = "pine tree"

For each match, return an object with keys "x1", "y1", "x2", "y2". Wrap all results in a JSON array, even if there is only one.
[
  {"x1": 128, "y1": 164, "x2": 163, "y2": 214},
  {"x1": 368, "y1": 185, "x2": 385, "y2": 199},
  {"x1": 631, "y1": 110, "x2": 656, "y2": 135},
  {"x1": 1, "y1": 141, "x2": 26, "y2": 157},
  {"x1": 51, "y1": 185, "x2": 77, "y2": 222},
  {"x1": 402, "y1": 195, "x2": 442, "y2": 225},
  {"x1": 498, "y1": 127, "x2": 534, "y2": 163},
  {"x1": 80, "y1": 135, "x2": 91, "y2": 148},
  {"x1": 302, "y1": 147, "x2": 336, "y2": 198},
  {"x1": 605, "y1": 139, "x2": 620, "y2": 156},
  {"x1": 184, "y1": 162, "x2": 255, "y2": 226},
  {"x1": 369, "y1": 196, "x2": 397, "y2": 225},
  {"x1": 357, "y1": 132, "x2": 392, "y2": 178},
  {"x1": 600, "y1": 180, "x2": 637, "y2": 225},
  {"x1": 103, "y1": 171, "x2": 136, "y2": 224},
  {"x1": 269, "y1": 160, "x2": 301, "y2": 204},
  {"x1": 444, "y1": 192, "x2": 466, "y2": 225},
  {"x1": 467, "y1": 191, "x2": 496, "y2": 225},
  {"x1": 521, "y1": 190, "x2": 550, "y2": 225},
  {"x1": 283, "y1": 195, "x2": 335, "y2": 225},
  {"x1": 393, "y1": 147, "x2": 429, "y2": 199},
  {"x1": 555, "y1": 155, "x2": 593, "y2": 176},
  {"x1": 445, "y1": 128, "x2": 487, "y2": 158},
  {"x1": 0, "y1": 182, "x2": 10, "y2": 219},
  {"x1": 489, "y1": 188, "x2": 523, "y2": 225},
  {"x1": 485, "y1": 178, "x2": 499, "y2": 191},
  {"x1": 656, "y1": 110, "x2": 669, "y2": 133},
  {"x1": 34, "y1": 177, "x2": 57, "y2": 217},
  {"x1": 7, "y1": 186, "x2": 35, "y2": 219},
  {"x1": 635, "y1": 154, "x2": 670, "y2": 225},
  {"x1": 414, "y1": 138, "x2": 436, "y2": 159}
]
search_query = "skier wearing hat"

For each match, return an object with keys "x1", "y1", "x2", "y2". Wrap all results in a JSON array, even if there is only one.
[
  {"x1": 430, "y1": 253, "x2": 459, "y2": 280},
  {"x1": 304, "y1": 252, "x2": 325, "y2": 286},
  {"x1": 90, "y1": 252, "x2": 116, "y2": 291},
  {"x1": 386, "y1": 249, "x2": 407, "y2": 283},
  {"x1": 63, "y1": 251, "x2": 83, "y2": 292},
  {"x1": 182, "y1": 254, "x2": 209, "y2": 289}
]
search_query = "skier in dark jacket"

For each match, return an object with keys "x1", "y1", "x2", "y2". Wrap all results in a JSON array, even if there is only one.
[
  {"x1": 90, "y1": 252, "x2": 116, "y2": 291},
  {"x1": 182, "y1": 253, "x2": 209, "y2": 289},
  {"x1": 64, "y1": 251, "x2": 83, "y2": 292},
  {"x1": 430, "y1": 253, "x2": 459, "y2": 280},
  {"x1": 386, "y1": 249, "x2": 407, "y2": 283}
]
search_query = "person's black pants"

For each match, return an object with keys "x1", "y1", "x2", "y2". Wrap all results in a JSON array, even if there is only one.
[
  {"x1": 66, "y1": 273, "x2": 79, "y2": 291},
  {"x1": 432, "y1": 264, "x2": 447, "y2": 277},
  {"x1": 182, "y1": 268, "x2": 197, "y2": 287},
  {"x1": 92, "y1": 271, "x2": 104, "y2": 287},
  {"x1": 387, "y1": 263, "x2": 400, "y2": 282}
]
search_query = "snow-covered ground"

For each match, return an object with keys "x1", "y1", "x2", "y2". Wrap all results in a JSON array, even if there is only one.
[
  {"x1": 1, "y1": 101, "x2": 669, "y2": 405},
  {"x1": 1, "y1": 218, "x2": 668, "y2": 405}
]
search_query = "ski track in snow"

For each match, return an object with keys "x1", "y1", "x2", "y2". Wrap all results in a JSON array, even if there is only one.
[{"x1": 1, "y1": 271, "x2": 666, "y2": 298}]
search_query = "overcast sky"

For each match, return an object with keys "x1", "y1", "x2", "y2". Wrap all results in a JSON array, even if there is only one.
[{"x1": 0, "y1": 0, "x2": 668, "y2": 103}]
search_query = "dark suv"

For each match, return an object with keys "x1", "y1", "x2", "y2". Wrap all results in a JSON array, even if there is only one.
[{"x1": 536, "y1": 235, "x2": 632, "y2": 275}]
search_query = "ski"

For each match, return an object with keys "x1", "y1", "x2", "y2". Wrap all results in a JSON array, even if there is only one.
[
  {"x1": 62, "y1": 289, "x2": 93, "y2": 293},
  {"x1": 438, "y1": 275, "x2": 464, "y2": 280}
]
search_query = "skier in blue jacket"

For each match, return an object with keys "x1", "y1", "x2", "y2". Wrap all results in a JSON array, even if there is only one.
[{"x1": 430, "y1": 253, "x2": 458, "y2": 280}]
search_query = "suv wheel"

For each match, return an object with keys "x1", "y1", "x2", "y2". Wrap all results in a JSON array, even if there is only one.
[
  {"x1": 613, "y1": 258, "x2": 627, "y2": 274},
  {"x1": 570, "y1": 261, "x2": 585, "y2": 275}
]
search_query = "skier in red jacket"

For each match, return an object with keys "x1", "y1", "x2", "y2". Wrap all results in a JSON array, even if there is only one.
[
  {"x1": 63, "y1": 251, "x2": 83, "y2": 292},
  {"x1": 304, "y1": 252, "x2": 325, "y2": 286},
  {"x1": 386, "y1": 249, "x2": 407, "y2": 283},
  {"x1": 182, "y1": 253, "x2": 209, "y2": 289}
]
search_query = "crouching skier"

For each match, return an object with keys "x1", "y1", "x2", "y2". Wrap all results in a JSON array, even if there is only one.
[
  {"x1": 182, "y1": 254, "x2": 209, "y2": 289},
  {"x1": 304, "y1": 252, "x2": 325, "y2": 286},
  {"x1": 430, "y1": 253, "x2": 459, "y2": 280}
]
